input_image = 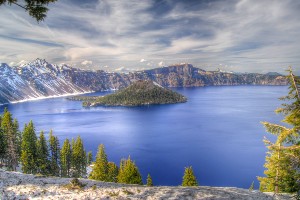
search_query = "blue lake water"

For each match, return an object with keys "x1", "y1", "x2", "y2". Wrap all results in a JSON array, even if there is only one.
[{"x1": 0, "y1": 86, "x2": 287, "y2": 188}]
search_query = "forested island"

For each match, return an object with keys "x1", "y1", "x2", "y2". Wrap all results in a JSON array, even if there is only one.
[{"x1": 69, "y1": 80, "x2": 187, "y2": 107}]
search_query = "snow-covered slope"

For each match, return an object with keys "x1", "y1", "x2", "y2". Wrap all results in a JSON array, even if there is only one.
[{"x1": 0, "y1": 59, "x2": 91, "y2": 104}]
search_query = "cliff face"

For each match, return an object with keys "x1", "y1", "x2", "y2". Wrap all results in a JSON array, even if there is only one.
[{"x1": 0, "y1": 59, "x2": 287, "y2": 104}]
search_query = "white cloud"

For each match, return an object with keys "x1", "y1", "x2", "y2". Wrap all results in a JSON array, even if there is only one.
[
  {"x1": 0, "y1": 0, "x2": 300, "y2": 74},
  {"x1": 81, "y1": 60, "x2": 93, "y2": 65},
  {"x1": 158, "y1": 61, "x2": 165, "y2": 67}
]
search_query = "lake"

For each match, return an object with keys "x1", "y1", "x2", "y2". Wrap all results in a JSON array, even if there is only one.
[{"x1": 0, "y1": 86, "x2": 287, "y2": 189}]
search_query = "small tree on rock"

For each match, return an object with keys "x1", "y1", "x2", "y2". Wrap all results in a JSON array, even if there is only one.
[
  {"x1": 21, "y1": 121, "x2": 38, "y2": 174},
  {"x1": 71, "y1": 136, "x2": 86, "y2": 178},
  {"x1": 36, "y1": 131, "x2": 49, "y2": 175},
  {"x1": 60, "y1": 139, "x2": 72, "y2": 177},
  {"x1": 117, "y1": 156, "x2": 143, "y2": 185},
  {"x1": 107, "y1": 162, "x2": 119, "y2": 183},
  {"x1": 89, "y1": 144, "x2": 108, "y2": 181},
  {"x1": 182, "y1": 166, "x2": 198, "y2": 186},
  {"x1": 147, "y1": 174, "x2": 153, "y2": 186}
]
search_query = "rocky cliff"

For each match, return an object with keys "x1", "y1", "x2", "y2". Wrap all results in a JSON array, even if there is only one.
[{"x1": 0, "y1": 59, "x2": 288, "y2": 104}]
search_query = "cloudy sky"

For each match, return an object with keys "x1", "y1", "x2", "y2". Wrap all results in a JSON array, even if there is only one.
[{"x1": 0, "y1": 0, "x2": 300, "y2": 74}]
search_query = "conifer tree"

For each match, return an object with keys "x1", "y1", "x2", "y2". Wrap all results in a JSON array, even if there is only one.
[
  {"x1": 0, "y1": 115, "x2": 5, "y2": 166},
  {"x1": 21, "y1": 121, "x2": 38, "y2": 174},
  {"x1": 107, "y1": 162, "x2": 119, "y2": 183},
  {"x1": 87, "y1": 151, "x2": 93, "y2": 165},
  {"x1": 89, "y1": 144, "x2": 108, "y2": 181},
  {"x1": 12, "y1": 119, "x2": 22, "y2": 159},
  {"x1": 258, "y1": 68, "x2": 300, "y2": 193},
  {"x1": 182, "y1": 166, "x2": 198, "y2": 186},
  {"x1": 71, "y1": 136, "x2": 86, "y2": 178},
  {"x1": 60, "y1": 139, "x2": 72, "y2": 177},
  {"x1": 117, "y1": 156, "x2": 143, "y2": 185},
  {"x1": 0, "y1": 109, "x2": 20, "y2": 171},
  {"x1": 36, "y1": 131, "x2": 49, "y2": 175},
  {"x1": 49, "y1": 131, "x2": 60, "y2": 176},
  {"x1": 147, "y1": 174, "x2": 153, "y2": 186}
]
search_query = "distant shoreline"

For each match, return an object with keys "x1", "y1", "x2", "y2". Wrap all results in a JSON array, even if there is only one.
[{"x1": 0, "y1": 85, "x2": 288, "y2": 106}]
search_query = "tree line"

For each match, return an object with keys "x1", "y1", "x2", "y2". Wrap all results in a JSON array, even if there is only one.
[{"x1": 0, "y1": 111, "x2": 198, "y2": 186}]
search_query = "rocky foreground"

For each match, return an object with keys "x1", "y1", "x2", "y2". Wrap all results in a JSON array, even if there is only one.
[{"x1": 0, "y1": 169, "x2": 292, "y2": 200}]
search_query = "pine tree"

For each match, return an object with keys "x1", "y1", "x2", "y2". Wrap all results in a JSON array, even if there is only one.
[
  {"x1": 36, "y1": 131, "x2": 49, "y2": 175},
  {"x1": 182, "y1": 166, "x2": 198, "y2": 186},
  {"x1": 0, "y1": 115, "x2": 5, "y2": 167},
  {"x1": 147, "y1": 174, "x2": 153, "y2": 186},
  {"x1": 249, "y1": 181, "x2": 254, "y2": 191},
  {"x1": 107, "y1": 162, "x2": 119, "y2": 183},
  {"x1": 60, "y1": 139, "x2": 72, "y2": 177},
  {"x1": 12, "y1": 119, "x2": 22, "y2": 160},
  {"x1": 71, "y1": 136, "x2": 86, "y2": 178},
  {"x1": 117, "y1": 156, "x2": 143, "y2": 185},
  {"x1": 87, "y1": 151, "x2": 93, "y2": 165},
  {"x1": 49, "y1": 131, "x2": 60, "y2": 176},
  {"x1": 0, "y1": 0, "x2": 58, "y2": 22},
  {"x1": 89, "y1": 144, "x2": 108, "y2": 181},
  {"x1": 258, "y1": 68, "x2": 300, "y2": 193},
  {"x1": 1, "y1": 109, "x2": 20, "y2": 171},
  {"x1": 21, "y1": 121, "x2": 38, "y2": 174}
]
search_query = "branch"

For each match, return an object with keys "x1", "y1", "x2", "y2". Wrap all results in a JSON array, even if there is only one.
[
  {"x1": 11, "y1": 2, "x2": 27, "y2": 10},
  {"x1": 289, "y1": 66, "x2": 300, "y2": 100}
]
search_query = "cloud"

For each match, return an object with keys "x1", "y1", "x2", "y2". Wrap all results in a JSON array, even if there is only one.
[
  {"x1": 158, "y1": 61, "x2": 165, "y2": 67},
  {"x1": 114, "y1": 66, "x2": 132, "y2": 73},
  {"x1": 0, "y1": 0, "x2": 300, "y2": 74},
  {"x1": 81, "y1": 60, "x2": 93, "y2": 65}
]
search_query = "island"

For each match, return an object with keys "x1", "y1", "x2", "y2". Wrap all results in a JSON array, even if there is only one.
[{"x1": 69, "y1": 80, "x2": 187, "y2": 107}]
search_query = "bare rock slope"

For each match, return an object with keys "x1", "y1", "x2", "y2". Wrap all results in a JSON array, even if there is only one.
[{"x1": 0, "y1": 169, "x2": 290, "y2": 200}]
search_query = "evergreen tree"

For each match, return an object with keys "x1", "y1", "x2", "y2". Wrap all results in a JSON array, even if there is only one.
[
  {"x1": 249, "y1": 181, "x2": 254, "y2": 191},
  {"x1": 60, "y1": 139, "x2": 72, "y2": 177},
  {"x1": 21, "y1": 121, "x2": 37, "y2": 174},
  {"x1": 49, "y1": 131, "x2": 60, "y2": 176},
  {"x1": 107, "y1": 162, "x2": 119, "y2": 183},
  {"x1": 12, "y1": 119, "x2": 22, "y2": 160},
  {"x1": 36, "y1": 131, "x2": 49, "y2": 175},
  {"x1": 0, "y1": 0, "x2": 57, "y2": 22},
  {"x1": 71, "y1": 136, "x2": 86, "y2": 178},
  {"x1": 0, "y1": 109, "x2": 20, "y2": 171},
  {"x1": 182, "y1": 166, "x2": 198, "y2": 186},
  {"x1": 258, "y1": 68, "x2": 300, "y2": 193},
  {"x1": 117, "y1": 156, "x2": 143, "y2": 185},
  {"x1": 147, "y1": 174, "x2": 153, "y2": 186},
  {"x1": 89, "y1": 144, "x2": 108, "y2": 181},
  {"x1": 0, "y1": 115, "x2": 5, "y2": 167},
  {"x1": 87, "y1": 151, "x2": 93, "y2": 165}
]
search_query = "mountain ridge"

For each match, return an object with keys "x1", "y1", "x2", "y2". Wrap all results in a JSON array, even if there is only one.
[{"x1": 0, "y1": 59, "x2": 288, "y2": 104}]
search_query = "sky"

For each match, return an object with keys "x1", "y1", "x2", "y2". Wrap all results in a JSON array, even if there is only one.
[{"x1": 0, "y1": 0, "x2": 300, "y2": 74}]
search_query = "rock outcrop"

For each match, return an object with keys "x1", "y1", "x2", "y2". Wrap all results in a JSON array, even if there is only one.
[{"x1": 0, "y1": 169, "x2": 291, "y2": 200}]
